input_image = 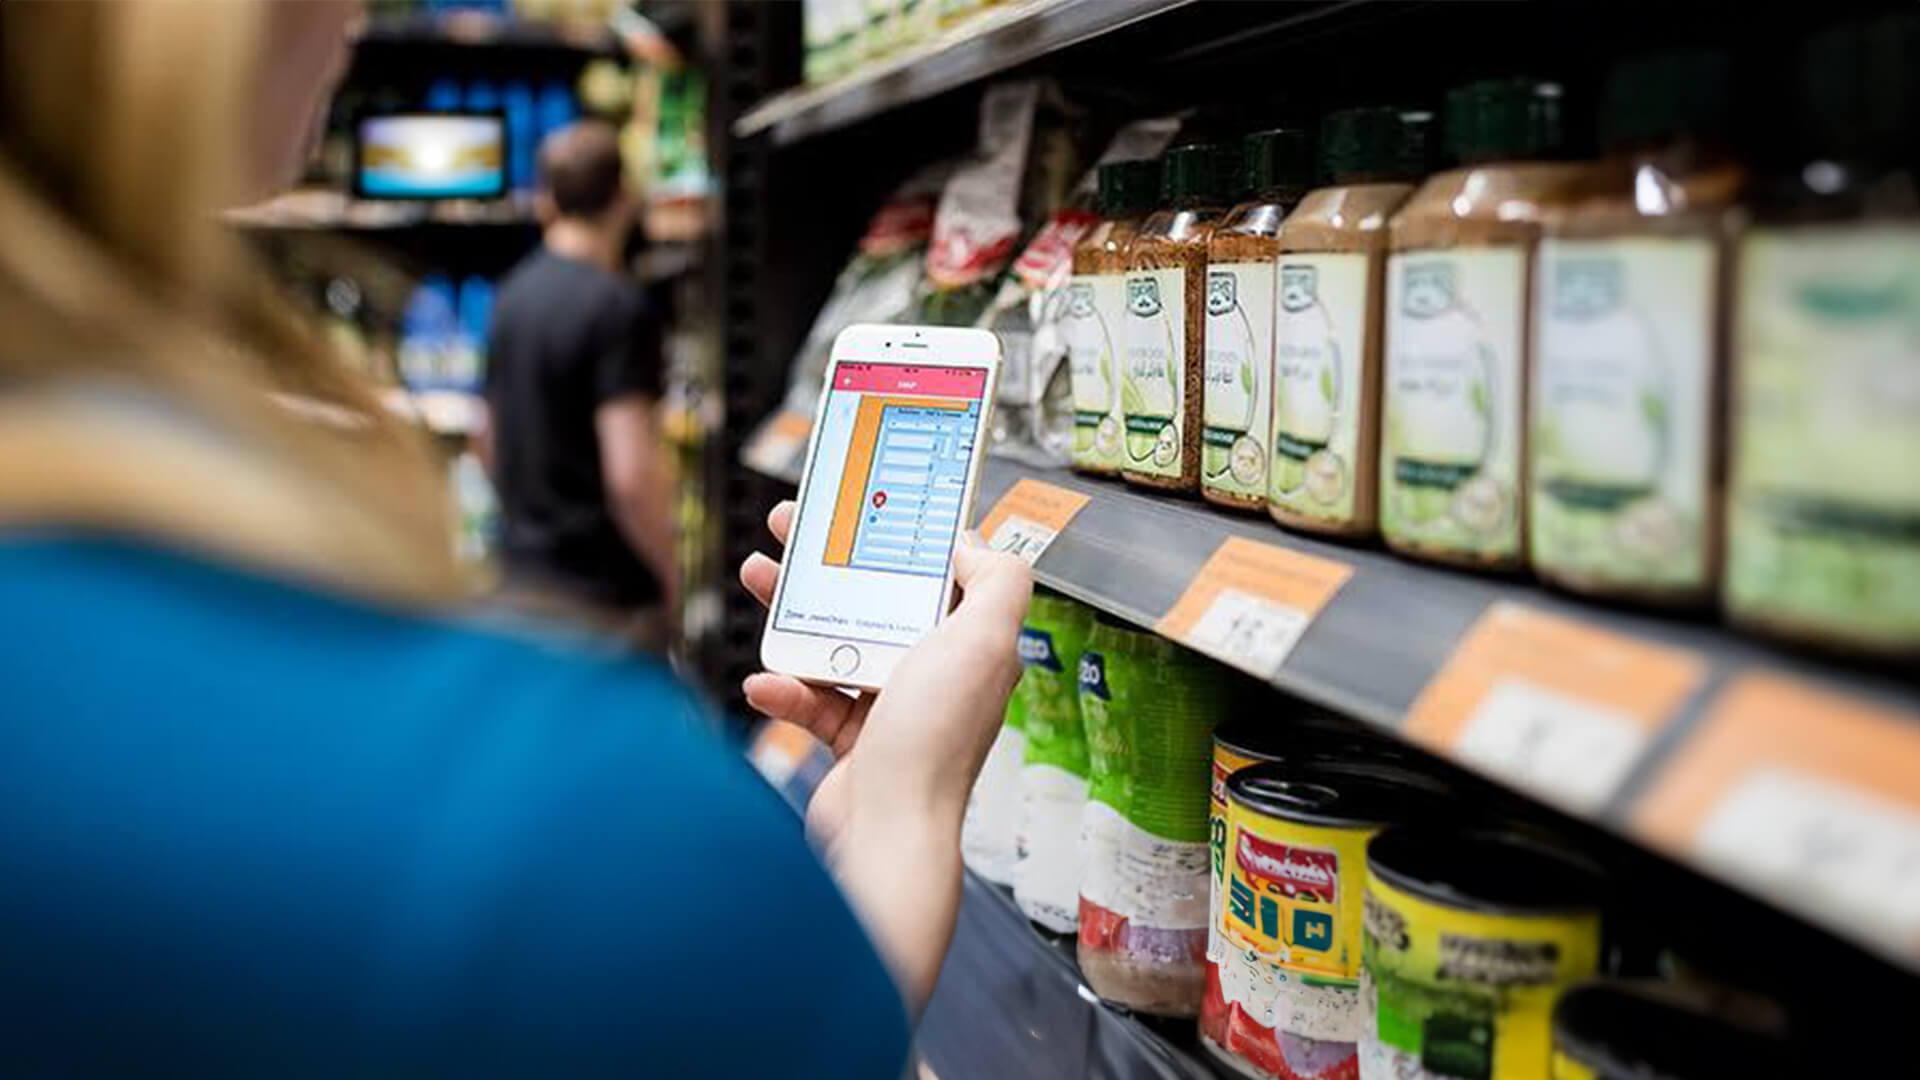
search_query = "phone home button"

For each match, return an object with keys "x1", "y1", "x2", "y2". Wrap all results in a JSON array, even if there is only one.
[{"x1": 828, "y1": 644, "x2": 862, "y2": 678}]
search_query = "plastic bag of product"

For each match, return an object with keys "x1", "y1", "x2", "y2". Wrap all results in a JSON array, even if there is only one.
[
  {"x1": 979, "y1": 116, "x2": 1183, "y2": 461},
  {"x1": 961, "y1": 684, "x2": 1027, "y2": 885},
  {"x1": 1076, "y1": 613, "x2": 1226, "y2": 1017},
  {"x1": 1011, "y1": 590, "x2": 1094, "y2": 933},
  {"x1": 741, "y1": 162, "x2": 950, "y2": 476},
  {"x1": 918, "y1": 79, "x2": 1080, "y2": 329}
]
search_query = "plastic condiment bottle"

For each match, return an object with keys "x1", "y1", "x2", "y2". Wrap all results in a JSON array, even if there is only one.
[
  {"x1": 1202, "y1": 128, "x2": 1312, "y2": 511},
  {"x1": 1380, "y1": 79, "x2": 1590, "y2": 570},
  {"x1": 1269, "y1": 106, "x2": 1432, "y2": 536},
  {"x1": 1530, "y1": 50, "x2": 1746, "y2": 609},
  {"x1": 1726, "y1": 14, "x2": 1920, "y2": 657},
  {"x1": 1068, "y1": 159, "x2": 1161, "y2": 475},
  {"x1": 1122, "y1": 143, "x2": 1236, "y2": 493}
]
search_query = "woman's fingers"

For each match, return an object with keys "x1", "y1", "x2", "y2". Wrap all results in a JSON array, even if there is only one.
[
  {"x1": 743, "y1": 672, "x2": 866, "y2": 758},
  {"x1": 740, "y1": 551, "x2": 779, "y2": 608},
  {"x1": 768, "y1": 500, "x2": 795, "y2": 547},
  {"x1": 948, "y1": 538, "x2": 1033, "y2": 634}
]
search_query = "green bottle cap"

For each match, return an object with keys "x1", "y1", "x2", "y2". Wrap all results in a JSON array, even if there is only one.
[
  {"x1": 1239, "y1": 127, "x2": 1312, "y2": 199},
  {"x1": 1160, "y1": 142, "x2": 1236, "y2": 207},
  {"x1": 1318, "y1": 105, "x2": 1435, "y2": 183},
  {"x1": 1444, "y1": 77, "x2": 1569, "y2": 165},
  {"x1": 1796, "y1": 12, "x2": 1920, "y2": 167},
  {"x1": 1599, "y1": 49, "x2": 1732, "y2": 151},
  {"x1": 1096, "y1": 158, "x2": 1162, "y2": 217}
]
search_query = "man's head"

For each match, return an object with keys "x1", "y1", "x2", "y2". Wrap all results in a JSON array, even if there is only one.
[{"x1": 535, "y1": 120, "x2": 631, "y2": 227}]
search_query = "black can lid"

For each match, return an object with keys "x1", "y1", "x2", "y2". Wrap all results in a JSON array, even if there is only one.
[
  {"x1": 1794, "y1": 12, "x2": 1920, "y2": 167},
  {"x1": 1319, "y1": 105, "x2": 1435, "y2": 183},
  {"x1": 1226, "y1": 761, "x2": 1432, "y2": 828},
  {"x1": 1097, "y1": 158, "x2": 1162, "y2": 217},
  {"x1": 1240, "y1": 127, "x2": 1312, "y2": 199},
  {"x1": 1161, "y1": 141, "x2": 1236, "y2": 207},
  {"x1": 1599, "y1": 49, "x2": 1733, "y2": 151},
  {"x1": 1368, "y1": 826, "x2": 1602, "y2": 914},
  {"x1": 1552, "y1": 982, "x2": 1793, "y2": 1080},
  {"x1": 1444, "y1": 77, "x2": 1569, "y2": 165}
]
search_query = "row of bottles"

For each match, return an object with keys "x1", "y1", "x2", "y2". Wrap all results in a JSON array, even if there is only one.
[
  {"x1": 423, "y1": 78, "x2": 580, "y2": 194},
  {"x1": 400, "y1": 274, "x2": 496, "y2": 393},
  {"x1": 1065, "y1": 19, "x2": 1920, "y2": 657}
]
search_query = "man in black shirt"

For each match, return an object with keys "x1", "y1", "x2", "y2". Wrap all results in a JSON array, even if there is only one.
[{"x1": 481, "y1": 121, "x2": 675, "y2": 645}]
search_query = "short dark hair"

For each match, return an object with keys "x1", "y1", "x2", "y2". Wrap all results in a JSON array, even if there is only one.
[{"x1": 537, "y1": 121, "x2": 625, "y2": 217}]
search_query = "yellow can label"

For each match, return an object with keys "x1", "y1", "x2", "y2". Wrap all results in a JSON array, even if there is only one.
[
  {"x1": 1223, "y1": 799, "x2": 1376, "y2": 984},
  {"x1": 1361, "y1": 871, "x2": 1600, "y2": 1079},
  {"x1": 1210, "y1": 744, "x2": 1264, "y2": 886}
]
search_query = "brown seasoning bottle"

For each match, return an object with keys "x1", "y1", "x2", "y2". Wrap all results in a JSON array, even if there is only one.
[
  {"x1": 1122, "y1": 143, "x2": 1236, "y2": 492},
  {"x1": 1202, "y1": 128, "x2": 1312, "y2": 511},
  {"x1": 1269, "y1": 106, "x2": 1433, "y2": 536},
  {"x1": 1380, "y1": 78, "x2": 1590, "y2": 570},
  {"x1": 1530, "y1": 51, "x2": 1745, "y2": 609},
  {"x1": 1067, "y1": 159, "x2": 1161, "y2": 475}
]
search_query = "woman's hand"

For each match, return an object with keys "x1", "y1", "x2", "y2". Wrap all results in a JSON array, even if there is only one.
[{"x1": 739, "y1": 501, "x2": 1030, "y2": 1010}]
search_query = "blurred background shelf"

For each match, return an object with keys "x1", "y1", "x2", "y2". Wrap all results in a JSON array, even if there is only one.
[
  {"x1": 361, "y1": 10, "x2": 619, "y2": 54},
  {"x1": 733, "y1": 0, "x2": 1194, "y2": 144},
  {"x1": 971, "y1": 456, "x2": 1920, "y2": 975},
  {"x1": 225, "y1": 190, "x2": 539, "y2": 232}
]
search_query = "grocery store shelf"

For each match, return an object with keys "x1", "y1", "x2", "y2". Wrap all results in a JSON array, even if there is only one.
[
  {"x1": 224, "y1": 190, "x2": 538, "y2": 232},
  {"x1": 975, "y1": 456, "x2": 1920, "y2": 973},
  {"x1": 360, "y1": 11, "x2": 617, "y2": 53},
  {"x1": 378, "y1": 387, "x2": 485, "y2": 436},
  {"x1": 733, "y1": 0, "x2": 1193, "y2": 144},
  {"x1": 918, "y1": 872, "x2": 1223, "y2": 1080}
]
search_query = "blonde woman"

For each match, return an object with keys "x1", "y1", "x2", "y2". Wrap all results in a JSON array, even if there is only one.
[{"x1": 0, "y1": 2, "x2": 1027, "y2": 1073}]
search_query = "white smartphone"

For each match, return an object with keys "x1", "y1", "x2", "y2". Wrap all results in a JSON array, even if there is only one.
[{"x1": 760, "y1": 324, "x2": 1001, "y2": 690}]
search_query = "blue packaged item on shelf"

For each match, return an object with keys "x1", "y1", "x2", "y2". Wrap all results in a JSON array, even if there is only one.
[
  {"x1": 503, "y1": 81, "x2": 537, "y2": 191},
  {"x1": 464, "y1": 79, "x2": 500, "y2": 113},
  {"x1": 455, "y1": 276, "x2": 495, "y2": 390},
  {"x1": 537, "y1": 82, "x2": 578, "y2": 142},
  {"x1": 425, "y1": 78, "x2": 463, "y2": 113},
  {"x1": 399, "y1": 275, "x2": 460, "y2": 390}
]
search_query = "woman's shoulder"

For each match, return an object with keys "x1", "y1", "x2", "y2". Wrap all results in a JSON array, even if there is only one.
[{"x1": 0, "y1": 532, "x2": 910, "y2": 1074}]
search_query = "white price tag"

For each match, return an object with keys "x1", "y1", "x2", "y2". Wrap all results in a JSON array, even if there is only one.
[
  {"x1": 1456, "y1": 679, "x2": 1649, "y2": 814},
  {"x1": 986, "y1": 513, "x2": 1058, "y2": 565},
  {"x1": 1182, "y1": 586, "x2": 1313, "y2": 679},
  {"x1": 1695, "y1": 767, "x2": 1920, "y2": 946}
]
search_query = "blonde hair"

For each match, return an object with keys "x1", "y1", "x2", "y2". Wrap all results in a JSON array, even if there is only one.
[{"x1": 0, "y1": 2, "x2": 462, "y2": 603}]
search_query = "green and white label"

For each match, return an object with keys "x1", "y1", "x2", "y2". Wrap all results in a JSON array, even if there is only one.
[
  {"x1": 1531, "y1": 236, "x2": 1716, "y2": 591},
  {"x1": 1381, "y1": 249, "x2": 1527, "y2": 557},
  {"x1": 1202, "y1": 262, "x2": 1274, "y2": 499},
  {"x1": 1123, "y1": 267, "x2": 1188, "y2": 478},
  {"x1": 1726, "y1": 224, "x2": 1920, "y2": 648},
  {"x1": 1065, "y1": 273, "x2": 1127, "y2": 471},
  {"x1": 1272, "y1": 253, "x2": 1369, "y2": 523}
]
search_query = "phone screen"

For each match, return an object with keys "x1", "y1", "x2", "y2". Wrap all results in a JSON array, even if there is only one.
[{"x1": 773, "y1": 360, "x2": 989, "y2": 648}]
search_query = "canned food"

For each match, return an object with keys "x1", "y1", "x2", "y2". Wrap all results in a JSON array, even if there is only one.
[
  {"x1": 1077, "y1": 613, "x2": 1226, "y2": 1015},
  {"x1": 1206, "y1": 764, "x2": 1433, "y2": 1080},
  {"x1": 1360, "y1": 827, "x2": 1604, "y2": 1080}
]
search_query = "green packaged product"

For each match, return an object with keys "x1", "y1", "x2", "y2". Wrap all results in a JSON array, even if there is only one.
[
  {"x1": 961, "y1": 676, "x2": 1028, "y2": 885},
  {"x1": 1014, "y1": 590, "x2": 1095, "y2": 933},
  {"x1": 1077, "y1": 613, "x2": 1227, "y2": 1017}
]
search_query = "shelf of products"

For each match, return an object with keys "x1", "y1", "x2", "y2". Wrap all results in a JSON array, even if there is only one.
[
  {"x1": 971, "y1": 454, "x2": 1920, "y2": 975},
  {"x1": 225, "y1": 190, "x2": 539, "y2": 232},
  {"x1": 733, "y1": 0, "x2": 1190, "y2": 144},
  {"x1": 361, "y1": 10, "x2": 618, "y2": 54}
]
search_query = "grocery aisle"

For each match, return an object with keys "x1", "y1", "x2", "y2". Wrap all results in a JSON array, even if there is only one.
[{"x1": 723, "y1": 3, "x2": 1920, "y2": 1078}]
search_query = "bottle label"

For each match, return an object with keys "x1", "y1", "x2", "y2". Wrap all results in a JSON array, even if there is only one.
[
  {"x1": 1123, "y1": 267, "x2": 1190, "y2": 478},
  {"x1": 1065, "y1": 274, "x2": 1128, "y2": 470},
  {"x1": 1381, "y1": 250, "x2": 1527, "y2": 557},
  {"x1": 1726, "y1": 225, "x2": 1920, "y2": 646},
  {"x1": 1532, "y1": 236, "x2": 1717, "y2": 591},
  {"x1": 1271, "y1": 253, "x2": 1371, "y2": 523},
  {"x1": 1203, "y1": 262, "x2": 1276, "y2": 499}
]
